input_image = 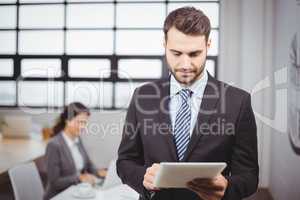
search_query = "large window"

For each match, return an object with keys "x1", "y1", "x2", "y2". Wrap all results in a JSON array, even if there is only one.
[{"x1": 0, "y1": 0, "x2": 219, "y2": 109}]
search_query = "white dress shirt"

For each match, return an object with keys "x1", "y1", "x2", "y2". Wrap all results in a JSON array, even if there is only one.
[
  {"x1": 62, "y1": 132, "x2": 84, "y2": 174},
  {"x1": 169, "y1": 70, "x2": 208, "y2": 137}
]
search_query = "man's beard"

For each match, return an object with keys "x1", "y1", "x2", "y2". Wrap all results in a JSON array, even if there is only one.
[{"x1": 169, "y1": 63, "x2": 206, "y2": 86}]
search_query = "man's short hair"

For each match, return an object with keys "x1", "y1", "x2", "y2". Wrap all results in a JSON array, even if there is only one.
[{"x1": 163, "y1": 6, "x2": 211, "y2": 42}]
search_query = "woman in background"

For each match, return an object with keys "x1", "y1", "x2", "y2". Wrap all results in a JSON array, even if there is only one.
[{"x1": 44, "y1": 102, "x2": 105, "y2": 200}]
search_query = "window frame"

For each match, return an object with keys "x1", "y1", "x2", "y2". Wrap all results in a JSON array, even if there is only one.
[{"x1": 0, "y1": 0, "x2": 219, "y2": 110}]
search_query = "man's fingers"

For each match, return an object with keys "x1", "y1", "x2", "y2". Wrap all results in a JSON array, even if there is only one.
[
  {"x1": 188, "y1": 184, "x2": 223, "y2": 200},
  {"x1": 152, "y1": 164, "x2": 160, "y2": 169},
  {"x1": 191, "y1": 178, "x2": 216, "y2": 185},
  {"x1": 143, "y1": 171, "x2": 156, "y2": 190},
  {"x1": 143, "y1": 163, "x2": 160, "y2": 191},
  {"x1": 143, "y1": 180, "x2": 153, "y2": 190},
  {"x1": 146, "y1": 169, "x2": 156, "y2": 176},
  {"x1": 187, "y1": 182, "x2": 225, "y2": 199},
  {"x1": 143, "y1": 178, "x2": 159, "y2": 191},
  {"x1": 189, "y1": 177, "x2": 225, "y2": 191},
  {"x1": 146, "y1": 165, "x2": 159, "y2": 175},
  {"x1": 188, "y1": 180, "x2": 224, "y2": 191},
  {"x1": 144, "y1": 174, "x2": 155, "y2": 184},
  {"x1": 188, "y1": 182, "x2": 213, "y2": 195},
  {"x1": 187, "y1": 184, "x2": 212, "y2": 200}
]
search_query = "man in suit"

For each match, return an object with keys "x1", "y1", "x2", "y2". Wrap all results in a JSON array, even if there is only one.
[{"x1": 117, "y1": 6, "x2": 259, "y2": 200}]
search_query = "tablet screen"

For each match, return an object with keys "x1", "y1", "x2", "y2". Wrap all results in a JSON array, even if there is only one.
[{"x1": 153, "y1": 162, "x2": 227, "y2": 188}]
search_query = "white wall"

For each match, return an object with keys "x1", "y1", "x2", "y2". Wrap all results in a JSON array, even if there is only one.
[
  {"x1": 269, "y1": 0, "x2": 300, "y2": 199},
  {"x1": 220, "y1": 0, "x2": 300, "y2": 199},
  {"x1": 219, "y1": 0, "x2": 274, "y2": 188}
]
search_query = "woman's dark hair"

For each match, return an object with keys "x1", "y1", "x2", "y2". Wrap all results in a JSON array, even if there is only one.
[{"x1": 52, "y1": 102, "x2": 90, "y2": 136}]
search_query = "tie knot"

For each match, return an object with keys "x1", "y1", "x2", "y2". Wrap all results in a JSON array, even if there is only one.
[{"x1": 179, "y1": 89, "x2": 192, "y2": 101}]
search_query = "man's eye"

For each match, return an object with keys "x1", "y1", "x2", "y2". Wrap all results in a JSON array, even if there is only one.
[
  {"x1": 173, "y1": 53, "x2": 181, "y2": 56},
  {"x1": 190, "y1": 52, "x2": 200, "y2": 57}
]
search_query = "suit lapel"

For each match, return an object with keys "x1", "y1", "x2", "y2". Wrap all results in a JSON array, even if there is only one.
[
  {"x1": 183, "y1": 74, "x2": 221, "y2": 161},
  {"x1": 58, "y1": 133, "x2": 77, "y2": 172},
  {"x1": 158, "y1": 79, "x2": 178, "y2": 161}
]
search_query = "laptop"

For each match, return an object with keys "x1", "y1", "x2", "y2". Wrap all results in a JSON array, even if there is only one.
[
  {"x1": 97, "y1": 159, "x2": 122, "y2": 190},
  {"x1": 1, "y1": 115, "x2": 32, "y2": 139}
]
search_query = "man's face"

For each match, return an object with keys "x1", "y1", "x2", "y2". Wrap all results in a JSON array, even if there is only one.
[{"x1": 164, "y1": 27, "x2": 210, "y2": 86}]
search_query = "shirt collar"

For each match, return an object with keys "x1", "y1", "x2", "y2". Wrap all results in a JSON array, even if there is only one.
[
  {"x1": 170, "y1": 70, "x2": 208, "y2": 98},
  {"x1": 62, "y1": 131, "x2": 79, "y2": 148}
]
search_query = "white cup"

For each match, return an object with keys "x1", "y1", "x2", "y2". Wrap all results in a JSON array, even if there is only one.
[{"x1": 77, "y1": 183, "x2": 92, "y2": 196}]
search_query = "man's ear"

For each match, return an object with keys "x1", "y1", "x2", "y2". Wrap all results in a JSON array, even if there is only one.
[
  {"x1": 207, "y1": 38, "x2": 211, "y2": 49},
  {"x1": 65, "y1": 119, "x2": 70, "y2": 127},
  {"x1": 163, "y1": 40, "x2": 166, "y2": 48}
]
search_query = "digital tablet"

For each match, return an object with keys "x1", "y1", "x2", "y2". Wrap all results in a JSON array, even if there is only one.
[{"x1": 153, "y1": 162, "x2": 227, "y2": 188}]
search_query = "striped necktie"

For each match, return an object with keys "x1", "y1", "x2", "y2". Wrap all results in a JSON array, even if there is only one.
[{"x1": 174, "y1": 88, "x2": 192, "y2": 161}]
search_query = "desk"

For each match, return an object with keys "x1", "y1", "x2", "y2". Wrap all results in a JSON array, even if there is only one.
[
  {"x1": 0, "y1": 138, "x2": 46, "y2": 174},
  {"x1": 51, "y1": 184, "x2": 139, "y2": 200}
]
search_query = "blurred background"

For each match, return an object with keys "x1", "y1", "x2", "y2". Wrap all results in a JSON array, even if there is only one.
[{"x1": 0, "y1": 0, "x2": 299, "y2": 199}]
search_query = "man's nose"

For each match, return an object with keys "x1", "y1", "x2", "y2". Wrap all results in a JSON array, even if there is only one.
[{"x1": 181, "y1": 54, "x2": 192, "y2": 68}]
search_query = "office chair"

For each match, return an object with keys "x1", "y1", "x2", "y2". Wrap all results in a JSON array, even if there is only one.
[{"x1": 8, "y1": 162, "x2": 44, "y2": 200}]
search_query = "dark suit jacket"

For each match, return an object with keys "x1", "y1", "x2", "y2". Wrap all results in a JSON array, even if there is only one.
[
  {"x1": 117, "y1": 73, "x2": 259, "y2": 200},
  {"x1": 44, "y1": 133, "x2": 97, "y2": 200}
]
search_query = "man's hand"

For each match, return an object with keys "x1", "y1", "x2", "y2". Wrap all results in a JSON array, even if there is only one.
[
  {"x1": 143, "y1": 163, "x2": 160, "y2": 191},
  {"x1": 187, "y1": 175, "x2": 228, "y2": 200}
]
